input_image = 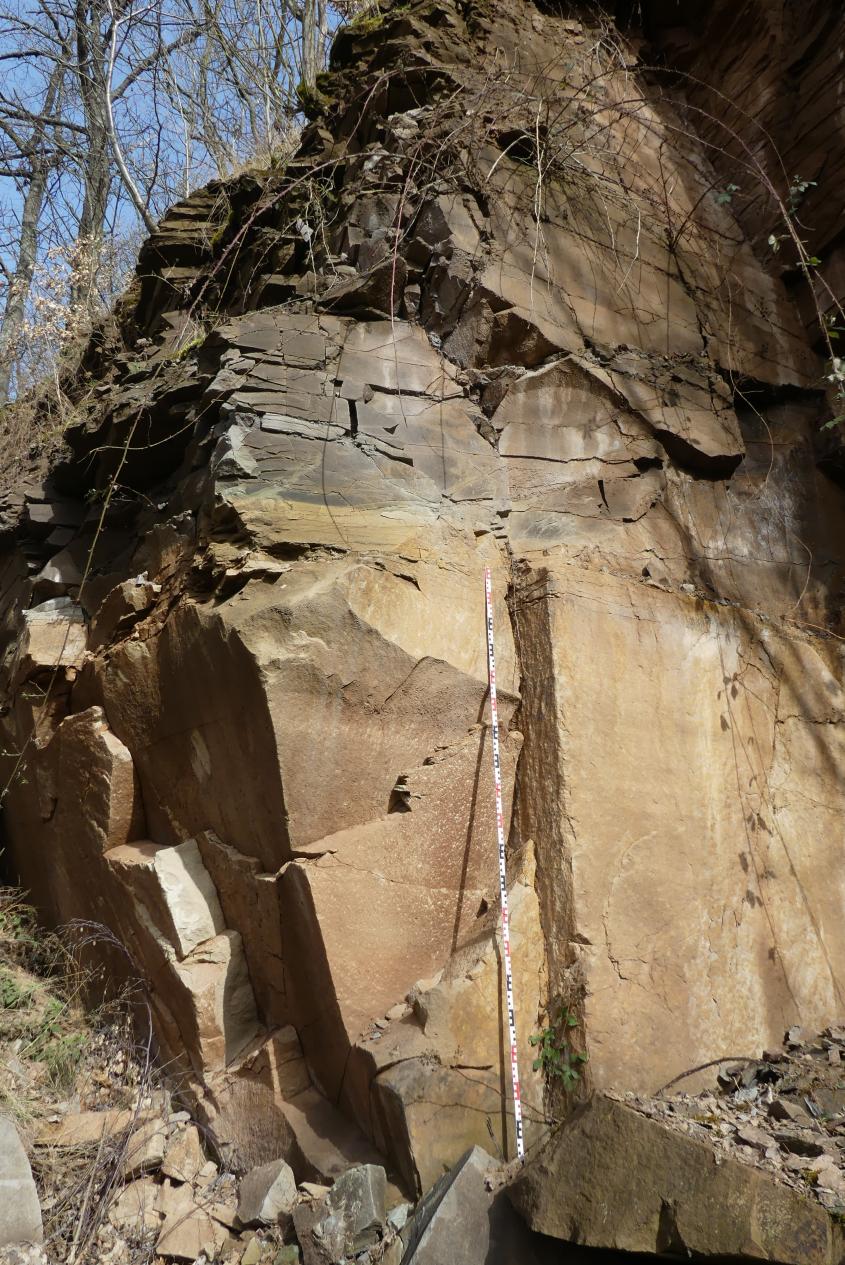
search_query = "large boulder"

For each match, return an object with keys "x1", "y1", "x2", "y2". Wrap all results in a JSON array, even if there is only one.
[{"x1": 509, "y1": 1094, "x2": 844, "y2": 1265}]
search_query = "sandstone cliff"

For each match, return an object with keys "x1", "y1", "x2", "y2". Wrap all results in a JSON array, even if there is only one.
[{"x1": 0, "y1": 0, "x2": 843, "y2": 1211}]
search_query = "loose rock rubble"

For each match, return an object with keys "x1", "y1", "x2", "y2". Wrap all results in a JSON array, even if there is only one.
[
  {"x1": 622, "y1": 1026, "x2": 845, "y2": 1213},
  {"x1": 37, "y1": 1103, "x2": 418, "y2": 1264},
  {"x1": 4, "y1": 1026, "x2": 553, "y2": 1265},
  {"x1": 0, "y1": 886, "x2": 418, "y2": 1265}
]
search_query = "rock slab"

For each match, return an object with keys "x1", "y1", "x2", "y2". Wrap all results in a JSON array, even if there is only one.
[
  {"x1": 0, "y1": 1118, "x2": 43, "y2": 1246},
  {"x1": 403, "y1": 1145, "x2": 549, "y2": 1265},
  {"x1": 509, "y1": 1094, "x2": 844, "y2": 1265}
]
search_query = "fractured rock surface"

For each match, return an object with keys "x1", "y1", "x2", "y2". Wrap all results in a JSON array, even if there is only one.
[{"x1": 514, "y1": 566, "x2": 845, "y2": 1092}]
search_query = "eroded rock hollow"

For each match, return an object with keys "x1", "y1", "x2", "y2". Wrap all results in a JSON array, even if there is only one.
[{"x1": 1, "y1": 0, "x2": 844, "y2": 1203}]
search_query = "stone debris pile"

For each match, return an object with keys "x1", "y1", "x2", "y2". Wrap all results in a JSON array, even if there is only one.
[
  {"x1": 2, "y1": 1097, "x2": 550, "y2": 1265},
  {"x1": 624, "y1": 1025, "x2": 845, "y2": 1212}
]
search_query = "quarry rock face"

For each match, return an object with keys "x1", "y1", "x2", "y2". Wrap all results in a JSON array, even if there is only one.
[{"x1": 0, "y1": 0, "x2": 844, "y2": 1226}]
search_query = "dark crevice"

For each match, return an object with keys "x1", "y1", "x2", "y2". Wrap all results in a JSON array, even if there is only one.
[
  {"x1": 721, "y1": 371, "x2": 824, "y2": 410},
  {"x1": 654, "y1": 429, "x2": 743, "y2": 480},
  {"x1": 656, "y1": 1199, "x2": 688, "y2": 1257}
]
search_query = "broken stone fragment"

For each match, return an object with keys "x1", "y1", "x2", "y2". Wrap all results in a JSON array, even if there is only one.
[
  {"x1": 88, "y1": 578, "x2": 159, "y2": 649},
  {"x1": 212, "y1": 423, "x2": 261, "y2": 480},
  {"x1": 0, "y1": 1117, "x2": 43, "y2": 1247},
  {"x1": 122, "y1": 1116, "x2": 168, "y2": 1179},
  {"x1": 170, "y1": 929, "x2": 261, "y2": 1068},
  {"x1": 299, "y1": 1183, "x2": 330, "y2": 1200},
  {"x1": 238, "y1": 1239, "x2": 263, "y2": 1265},
  {"x1": 23, "y1": 500, "x2": 84, "y2": 534},
  {"x1": 106, "y1": 838, "x2": 225, "y2": 959},
  {"x1": 161, "y1": 1123, "x2": 207, "y2": 1183},
  {"x1": 40, "y1": 707, "x2": 144, "y2": 855},
  {"x1": 206, "y1": 1188, "x2": 239, "y2": 1228},
  {"x1": 10, "y1": 607, "x2": 86, "y2": 685},
  {"x1": 736, "y1": 1123, "x2": 771, "y2": 1153},
  {"x1": 155, "y1": 1180, "x2": 231, "y2": 1260},
  {"x1": 814, "y1": 1087, "x2": 845, "y2": 1119},
  {"x1": 768, "y1": 1098, "x2": 812, "y2": 1126},
  {"x1": 35, "y1": 1107, "x2": 149, "y2": 1147},
  {"x1": 386, "y1": 1202, "x2": 411, "y2": 1232},
  {"x1": 292, "y1": 1164, "x2": 386, "y2": 1265},
  {"x1": 402, "y1": 1145, "x2": 546, "y2": 1265},
  {"x1": 323, "y1": 1164, "x2": 386, "y2": 1253},
  {"x1": 108, "y1": 1177, "x2": 163, "y2": 1234},
  {"x1": 33, "y1": 545, "x2": 84, "y2": 590},
  {"x1": 272, "y1": 1248, "x2": 301, "y2": 1265},
  {"x1": 237, "y1": 1158, "x2": 297, "y2": 1227},
  {"x1": 317, "y1": 257, "x2": 408, "y2": 317},
  {"x1": 776, "y1": 1130, "x2": 828, "y2": 1158},
  {"x1": 193, "y1": 831, "x2": 287, "y2": 1026}
]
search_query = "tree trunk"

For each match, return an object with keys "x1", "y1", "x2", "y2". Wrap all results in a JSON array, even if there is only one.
[
  {"x1": 0, "y1": 66, "x2": 64, "y2": 402},
  {"x1": 72, "y1": 0, "x2": 112, "y2": 314}
]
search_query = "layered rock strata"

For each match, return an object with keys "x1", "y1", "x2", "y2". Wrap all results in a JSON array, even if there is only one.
[{"x1": 0, "y1": 0, "x2": 843, "y2": 1199}]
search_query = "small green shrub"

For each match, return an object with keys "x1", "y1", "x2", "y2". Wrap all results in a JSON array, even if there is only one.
[
  {"x1": 169, "y1": 330, "x2": 206, "y2": 362},
  {"x1": 0, "y1": 969, "x2": 34, "y2": 1009},
  {"x1": 36, "y1": 1029, "x2": 88, "y2": 1092},
  {"x1": 529, "y1": 1004, "x2": 588, "y2": 1090},
  {"x1": 715, "y1": 182, "x2": 740, "y2": 206},
  {"x1": 348, "y1": 8, "x2": 385, "y2": 33}
]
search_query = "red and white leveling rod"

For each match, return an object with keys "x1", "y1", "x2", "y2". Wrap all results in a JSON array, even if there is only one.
[{"x1": 483, "y1": 565, "x2": 525, "y2": 1163}]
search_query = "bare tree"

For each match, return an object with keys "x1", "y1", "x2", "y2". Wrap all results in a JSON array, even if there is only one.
[
  {"x1": 0, "y1": 62, "x2": 65, "y2": 399},
  {"x1": 0, "y1": 0, "x2": 340, "y2": 400}
]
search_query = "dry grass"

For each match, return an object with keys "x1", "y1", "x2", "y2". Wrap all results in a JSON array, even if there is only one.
[{"x1": 0, "y1": 887, "x2": 163, "y2": 1264}]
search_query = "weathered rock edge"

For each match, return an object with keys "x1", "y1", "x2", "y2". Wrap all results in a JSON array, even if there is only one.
[{"x1": 509, "y1": 1094, "x2": 845, "y2": 1265}]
